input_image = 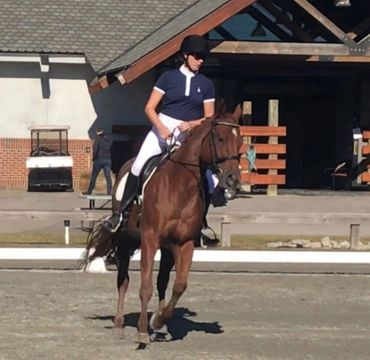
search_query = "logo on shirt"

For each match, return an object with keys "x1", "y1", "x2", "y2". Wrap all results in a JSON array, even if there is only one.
[{"x1": 197, "y1": 87, "x2": 201, "y2": 93}]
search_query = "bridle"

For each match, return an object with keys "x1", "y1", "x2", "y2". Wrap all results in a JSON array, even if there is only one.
[
  {"x1": 208, "y1": 120, "x2": 241, "y2": 172},
  {"x1": 164, "y1": 119, "x2": 241, "y2": 173}
]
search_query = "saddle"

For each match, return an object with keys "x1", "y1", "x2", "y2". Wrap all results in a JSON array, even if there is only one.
[
  {"x1": 137, "y1": 150, "x2": 172, "y2": 200},
  {"x1": 132, "y1": 150, "x2": 220, "y2": 247},
  {"x1": 119, "y1": 149, "x2": 173, "y2": 228}
]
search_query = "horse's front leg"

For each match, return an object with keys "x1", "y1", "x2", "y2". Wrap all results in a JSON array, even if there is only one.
[
  {"x1": 150, "y1": 247, "x2": 175, "y2": 331},
  {"x1": 151, "y1": 240, "x2": 194, "y2": 330},
  {"x1": 157, "y1": 247, "x2": 175, "y2": 310},
  {"x1": 137, "y1": 234, "x2": 158, "y2": 349}
]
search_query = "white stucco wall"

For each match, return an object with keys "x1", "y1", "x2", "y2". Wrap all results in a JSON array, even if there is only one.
[
  {"x1": 0, "y1": 55, "x2": 156, "y2": 140},
  {"x1": 0, "y1": 77, "x2": 97, "y2": 139},
  {"x1": 89, "y1": 70, "x2": 156, "y2": 138}
]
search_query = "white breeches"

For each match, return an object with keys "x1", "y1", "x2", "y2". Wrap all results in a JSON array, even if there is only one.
[
  {"x1": 130, "y1": 113, "x2": 219, "y2": 192},
  {"x1": 131, "y1": 113, "x2": 188, "y2": 176}
]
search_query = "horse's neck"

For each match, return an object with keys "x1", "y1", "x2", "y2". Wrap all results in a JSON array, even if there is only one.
[{"x1": 172, "y1": 121, "x2": 211, "y2": 165}]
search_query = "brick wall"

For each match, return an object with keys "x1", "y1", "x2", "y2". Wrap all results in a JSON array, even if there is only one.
[
  {"x1": 0, "y1": 137, "x2": 92, "y2": 191},
  {"x1": 69, "y1": 139, "x2": 93, "y2": 190}
]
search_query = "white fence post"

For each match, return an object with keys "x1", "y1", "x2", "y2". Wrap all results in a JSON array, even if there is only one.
[{"x1": 221, "y1": 216, "x2": 231, "y2": 247}]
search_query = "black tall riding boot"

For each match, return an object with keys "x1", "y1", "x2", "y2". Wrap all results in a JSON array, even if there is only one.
[
  {"x1": 103, "y1": 172, "x2": 138, "y2": 233},
  {"x1": 203, "y1": 191, "x2": 212, "y2": 228}
]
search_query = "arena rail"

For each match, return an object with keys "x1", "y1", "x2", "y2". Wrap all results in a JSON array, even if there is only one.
[{"x1": 215, "y1": 213, "x2": 367, "y2": 249}]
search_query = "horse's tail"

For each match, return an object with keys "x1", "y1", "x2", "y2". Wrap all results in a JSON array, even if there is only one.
[{"x1": 80, "y1": 217, "x2": 116, "y2": 269}]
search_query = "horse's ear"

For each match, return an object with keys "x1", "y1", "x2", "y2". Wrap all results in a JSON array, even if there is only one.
[
  {"x1": 215, "y1": 98, "x2": 227, "y2": 118},
  {"x1": 232, "y1": 104, "x2": 242, "y2": 123}
]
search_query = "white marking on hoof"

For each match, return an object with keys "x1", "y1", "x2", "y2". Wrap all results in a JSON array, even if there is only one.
[
  {"x1": 150, "y1": 329, "x2": 171, "y2": 342},
  {"x1": 136, "y1": 332, "x2": 150, "y2": 347},
  {"x1": 149, "y1": 311, "x2": 166, "y2": 332},
  {"x1": 149, "y1": 311, "x2": 158, "y2": 330}
]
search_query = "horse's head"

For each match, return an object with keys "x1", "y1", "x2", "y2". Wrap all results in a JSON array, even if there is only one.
[{"x1": 201, "y1": 104, "x2": 242, "y2": 191}]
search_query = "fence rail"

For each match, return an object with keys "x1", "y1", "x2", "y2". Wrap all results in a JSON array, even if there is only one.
[{"x1": 239, "y1": 99, "x2": 286, "y2": 196}]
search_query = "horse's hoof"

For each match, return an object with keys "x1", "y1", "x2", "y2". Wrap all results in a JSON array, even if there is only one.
[
  {"x1": 113, "y1": 317, "x2": 123, "y2": 329},
  {"x1": 150, "y1": 329, "x2": 171, "y2": 342},
  {"x1": 149, "y1": 311, "x2": 165, "y2": 331},
  {"x1": 136, "y1": 342, "x2": 148, "y2": 350},
  {"x1": 112, "y1": 326, "x2": 125, "y2": 339},
  {"x1": 136, "y1": 332, "x2": 150, "y2": 346}
]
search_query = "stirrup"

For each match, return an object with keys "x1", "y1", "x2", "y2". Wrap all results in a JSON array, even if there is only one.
[
  {"x1": 102, "y1": 213, "x2": 122, "y2": 233},
  {"x1": 200, "y1": 226, "x2": 220, "y2": 248}
]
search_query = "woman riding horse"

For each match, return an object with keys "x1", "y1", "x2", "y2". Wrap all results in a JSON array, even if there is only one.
[
  {"x1": 86, "y1": 34, "x2": 242, "y2": 348},
  {"x1": 85, "y1": 102, "x2": 242, "y2": 347},
  {"x1": 135, "y1": 105, "x2": 242, "y2": 348},
  {"x1": 103, "y1": 34, "x2": 216, "y2": 233}
]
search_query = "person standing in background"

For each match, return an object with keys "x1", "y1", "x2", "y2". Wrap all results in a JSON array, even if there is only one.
[{"x1": 83, "y1": 128, "x2": 113, "y2": 195}]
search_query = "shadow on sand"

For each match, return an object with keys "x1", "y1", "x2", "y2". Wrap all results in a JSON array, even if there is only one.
[{"x1": 88, "y1": 307, "x2": 223, "y2": 341}]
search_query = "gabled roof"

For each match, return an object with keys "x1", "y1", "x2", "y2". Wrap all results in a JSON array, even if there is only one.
[
  {"x1": 0, "y1": 0, "x2": 202, "y2": 71},
  {"x1": 97, "y1": 0, "x2": 256, "y2": 90},
  {"x1": 99, "y1": 0, "x2": 231, "y2": 75},
  {"x1": 4, "y1": 0, "x2": 368, "y2": 94}
]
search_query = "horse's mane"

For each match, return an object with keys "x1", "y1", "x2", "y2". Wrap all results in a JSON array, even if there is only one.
[{"x1": 176, "y1": 98, "x2": 235, "y2": 148}]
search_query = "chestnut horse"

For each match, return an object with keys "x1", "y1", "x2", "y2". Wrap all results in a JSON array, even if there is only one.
[
  {"x1": 84, "y1": 158, "x2": 175, "y2": 331},
  {"x1": 136, "y1": 104, "x2": 242, "y2": 348},
  {"x1": 85, "y1": 102, "x2": 242, "y2": 348}
]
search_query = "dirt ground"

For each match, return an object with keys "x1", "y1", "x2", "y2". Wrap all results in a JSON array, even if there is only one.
[{"x1": 1, "y1": 267, "x2": 370, "y2": 360}]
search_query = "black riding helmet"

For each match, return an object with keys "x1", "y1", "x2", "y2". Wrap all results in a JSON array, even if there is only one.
[{"x1": 180, "y1": 35, "x2": 209, "y2": 56}]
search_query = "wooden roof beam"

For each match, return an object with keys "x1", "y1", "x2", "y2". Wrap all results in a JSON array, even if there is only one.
[
  {"x1": 116, "y1": 0, "x2": 257, "y2": 85},
  {"x1": 259, "y1": 0, "x2": 313, "y2": 42},
  {"x1": 293, "y1": 0, "x2": 357, "y2": 47},
  {"x1": 88, "y1": 75, "x2": 109, "y2": 95},
  {"x1": 214, "y1": 25, "x2": 237, "y2": 40},
  {"x1": 210, "y1": 40, "x2": 353, "y2": 56},
  {"x1": 307, "y1": 55, "x2": 370, "y2": 63},
  {"x1": 247, "y1": 5, "x2": 293, "y2": 42}
]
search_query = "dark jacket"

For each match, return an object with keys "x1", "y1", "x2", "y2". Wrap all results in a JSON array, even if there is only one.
[{"x1": 93, "y1": 134, "x2": 113, "y2": 160}]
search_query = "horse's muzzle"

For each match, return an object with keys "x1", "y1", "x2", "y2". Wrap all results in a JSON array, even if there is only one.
[{"x1": 222, "y1": 171, "x2": 240, "y2": 191}]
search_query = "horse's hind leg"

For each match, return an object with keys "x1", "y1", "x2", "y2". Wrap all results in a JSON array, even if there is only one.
[
  {"x1": 113, "y1": 269, "x2": 129, "y2": 329},
  {"x1": 151, "y1": 241, "x2": 194, "y2": 330},
  {"x1": 113, "y1": 242, "x2": 131, "y2": 329}
]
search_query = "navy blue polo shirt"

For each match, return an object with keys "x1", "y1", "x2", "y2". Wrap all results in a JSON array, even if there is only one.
[{"x1": 154, "y1": 65, "x2": 215, "y2": 121}]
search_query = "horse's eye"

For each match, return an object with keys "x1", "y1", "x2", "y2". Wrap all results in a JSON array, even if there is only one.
[{"x1": 218, "y1": 137, "x2": 225, "y2": 143}]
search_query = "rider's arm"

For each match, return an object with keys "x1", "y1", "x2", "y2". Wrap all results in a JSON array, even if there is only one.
[
  {"x1": 179, "y1": 100, "x2": 215, "y2": 131},
  {"x1": 144, "y1": 89, "x2": 171, "y2": 139}
]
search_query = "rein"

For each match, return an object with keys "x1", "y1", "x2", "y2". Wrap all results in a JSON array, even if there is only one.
[{"x1": 165, "y1": 118, "x2": 241, "y2": 171}]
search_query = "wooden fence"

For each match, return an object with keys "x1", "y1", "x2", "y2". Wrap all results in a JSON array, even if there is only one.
[
  {"x1": 239, "y1": 99, "x2": 287, "y2": 196},
  {"x1": 110, "y1": 100, "x2": 287, "y2": 195},
  {"x1": 361, "y1": 130, "x2": 370, "y2": 183}
]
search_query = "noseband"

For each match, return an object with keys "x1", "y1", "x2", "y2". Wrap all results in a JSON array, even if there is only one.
[{"x1": 208, "y1": 120, "x2": 241, "y2": 172}]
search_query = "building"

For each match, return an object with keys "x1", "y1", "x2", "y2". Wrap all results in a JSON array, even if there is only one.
[{"x1": 1, "y1": 0, "x2": 370, "y2": 190}]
